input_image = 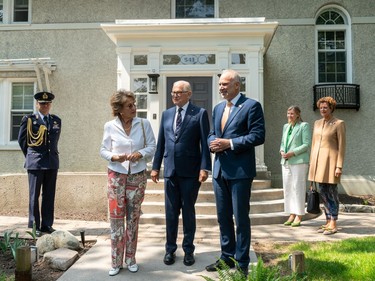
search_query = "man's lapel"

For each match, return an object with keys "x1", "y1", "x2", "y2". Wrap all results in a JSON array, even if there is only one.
[
  {"x1": 175, "y1": 103, "x2": 194, "y2": 142},
  {"x1": 222, "y1": 94, "x2": 247, "y2": 132}
]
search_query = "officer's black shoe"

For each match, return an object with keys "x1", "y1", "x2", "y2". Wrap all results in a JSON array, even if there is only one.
[
  {"x1": 41, "y1": 226, "x2": 56, "y2": 234},
  {"x1": 35, "y1": 229, "x2": 42, "y2": 237}
]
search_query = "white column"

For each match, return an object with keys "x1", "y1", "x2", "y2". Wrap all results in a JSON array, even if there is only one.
[
  {"x1": 116, "y1": 47, "x2": 131, "y2": 89},
  {"x1": 248, "y1": 48, "x2": 267, "y2": 172}
]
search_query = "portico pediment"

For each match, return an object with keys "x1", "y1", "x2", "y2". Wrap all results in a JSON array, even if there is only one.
[{"x1": 102, "y1": 18, "x2": 278, "y2": 53}]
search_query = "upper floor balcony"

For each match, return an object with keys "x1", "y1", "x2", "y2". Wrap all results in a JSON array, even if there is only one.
[{"x1": 313, "y1": 83, "x2": 360, "y2": 111}]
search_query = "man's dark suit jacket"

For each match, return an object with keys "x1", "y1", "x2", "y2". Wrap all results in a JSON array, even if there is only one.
[
  {"x1": 208, "y1": 94, "x2": 265, "y2": 179},
  {"x1": 152, "y1": 102, "x2": 211, "y2": 176}
]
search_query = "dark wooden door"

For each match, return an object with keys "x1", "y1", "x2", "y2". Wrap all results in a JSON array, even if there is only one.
[{"x1": 166, "y1": 76, "x2": 213, "y2": 127}]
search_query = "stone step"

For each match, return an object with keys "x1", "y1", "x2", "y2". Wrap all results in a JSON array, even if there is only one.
[
  {"x1": 251, "y1": 188, "x2": 284, "y2": 201},
  {"x1": 140, "y1": 179, "x2": 318, "y2": 226},
  {"x1": 144, "y1": 187, "x2": 282, "y2": 203},
  {"x1": 250, "y1": 211, "x2": 321, "y2": 225},
  {"x1": 141, "y1": 199, "x2": 285, "y2": 215},
  {"x1": 145, "y1": 179, "x2": 272, "y2": 191},
  {"x1": 144, "y1": 190, "x2": 214, "y2": 203},
  {"x1": 140, "y1": 211, "x2": 321, "y2": 226}
]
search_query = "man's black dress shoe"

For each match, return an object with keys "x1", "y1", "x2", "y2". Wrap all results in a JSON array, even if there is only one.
[
  {"x1": 206, "y1": 259, "x2": 235, "y2": 272},
  {"x1": 163, "y1": 252, "x2": 176, "y2": 265},
  {"x1": 183, "y1": 253, "x2": 195, "y2": 266},
  {"x1": 41, "y1": 226, "x2": 56, "y2": 234}
]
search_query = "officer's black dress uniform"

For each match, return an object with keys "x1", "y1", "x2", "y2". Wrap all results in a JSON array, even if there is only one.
[{"x1": 17, "y1": 92, "x2": 61, "y2": 233}]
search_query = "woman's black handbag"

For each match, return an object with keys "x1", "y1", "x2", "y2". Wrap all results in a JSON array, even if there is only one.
[{"x1": 306, "y1": 183, "x2": 321, "y2": 214}]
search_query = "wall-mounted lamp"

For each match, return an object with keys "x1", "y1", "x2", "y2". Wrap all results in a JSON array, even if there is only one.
[{"x1": 147, "y1": 74, "x2": 160, "y2": 94}]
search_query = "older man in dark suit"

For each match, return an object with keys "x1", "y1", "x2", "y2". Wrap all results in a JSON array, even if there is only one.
[
  {"x1": 206, "y1": 70, "x2": 265, "y2": 276},
  {"x1": 151, "y1": 80, "x2": 211, "y2": 267},
  {"x1": 18, "y1": 91, "x2": 62, "y2": 237}
]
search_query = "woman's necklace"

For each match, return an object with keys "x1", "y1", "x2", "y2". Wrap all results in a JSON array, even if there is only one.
[{"x1": 121, "y1": 119, "x2": 132, "y2": 132}]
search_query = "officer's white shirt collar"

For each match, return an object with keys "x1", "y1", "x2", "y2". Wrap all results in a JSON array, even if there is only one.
[{"x1": 38, "y1": 111, "x2": 49, "y2": 120}]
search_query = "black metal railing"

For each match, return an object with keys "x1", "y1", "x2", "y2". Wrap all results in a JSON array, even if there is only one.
[{"x1": 313, "y1": 83, "x2": 360, "y2": 111}]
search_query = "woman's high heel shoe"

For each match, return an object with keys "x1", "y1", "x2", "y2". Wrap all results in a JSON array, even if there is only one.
[{"x1": 291, "y1": 221, "x2": 301, "y2": 227}]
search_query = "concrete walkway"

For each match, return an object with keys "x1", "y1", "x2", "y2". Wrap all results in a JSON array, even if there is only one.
[{"x1": 1, "y1": 212, "x2": 374, "y2": 281}]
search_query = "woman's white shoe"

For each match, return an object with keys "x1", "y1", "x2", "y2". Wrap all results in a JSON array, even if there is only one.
[
  {"x1": 128, "y1": 264, "x2": 139, "y2": 273},
  {"x1": 108, "y1": 267, "x2": 121, "y2": 276}
]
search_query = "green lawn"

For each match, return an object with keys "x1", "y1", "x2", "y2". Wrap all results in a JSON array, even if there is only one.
[
  {"x1": 279, "y1": 236, "x2": 375, "y2": 280},
  {"x1": 201, "y1": 236, "x2": 375, "y2": 281}
]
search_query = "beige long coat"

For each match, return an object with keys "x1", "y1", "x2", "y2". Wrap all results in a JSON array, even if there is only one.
[{"x1": 308, "y1": 117, "x2": 346, "y2": 184}]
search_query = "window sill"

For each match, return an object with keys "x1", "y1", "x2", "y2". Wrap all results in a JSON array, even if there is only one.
[{"x1": 0, "y1": 144, "x2": 21, "y2": 151}]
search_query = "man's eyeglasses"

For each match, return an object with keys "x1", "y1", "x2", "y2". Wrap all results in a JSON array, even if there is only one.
[{"x1": 171, "y1": 91, "x2": 189, "y2": 96}]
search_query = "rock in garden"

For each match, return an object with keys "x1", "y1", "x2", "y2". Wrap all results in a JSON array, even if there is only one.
[
  {"x1": 43, "y1": 248, "x2": 78, "y2": 271},
  {"x1": 36, "y1": 234, "x2": 55, "y2": 255},
  {"x1": 51, "y1": 230, "x2": 80, "y2": 250}
]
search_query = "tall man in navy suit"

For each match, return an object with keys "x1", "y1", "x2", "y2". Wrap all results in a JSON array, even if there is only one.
[
  {"x1": 206, "y1": 70, "x2": 265, "y2": 276},
  {"x1": 151, "y1": 80, "x2": 211, "y2": 266},
  {"x1": 18, "y1": 91, "x2": 62, "y2": 237}
]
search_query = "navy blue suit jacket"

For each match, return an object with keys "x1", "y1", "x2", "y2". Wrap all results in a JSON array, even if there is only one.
[
  {"x1": 152, "y1": 103, "x2": 211, "y2": 177},
  {"x1": 208, "y1": 94, "x2": 265, "y2": 179},
  {"x1": 18, "y1": 113, "x2": 61, "y2": 170}
]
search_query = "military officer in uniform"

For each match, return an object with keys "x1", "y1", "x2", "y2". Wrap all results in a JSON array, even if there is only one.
[{"x1": 18, "y1": 91, "x2": 62, "y2": 237}]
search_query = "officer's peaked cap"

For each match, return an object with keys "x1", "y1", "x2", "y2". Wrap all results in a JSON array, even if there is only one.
[{"x1": 34, "y1": 91, "x2": 55, "y2": 103}]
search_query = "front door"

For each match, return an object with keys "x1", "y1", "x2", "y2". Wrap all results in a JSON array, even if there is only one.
[{"x1": 166, "y1": 77, "x2": 213, "y2": 127}]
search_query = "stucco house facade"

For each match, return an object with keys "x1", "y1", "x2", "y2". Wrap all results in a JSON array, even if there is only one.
[{"x1": 1, "y1": 0, "x2": 374, "y2": 194}]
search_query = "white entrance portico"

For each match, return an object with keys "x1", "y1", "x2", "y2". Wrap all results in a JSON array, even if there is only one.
[{"x1": 101, "y1": 18, "x2": 278, "y2": 172}]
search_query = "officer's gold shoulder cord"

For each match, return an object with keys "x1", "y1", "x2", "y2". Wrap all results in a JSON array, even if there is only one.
[{"x1": 27, "y1": 117, "x2": 47, "y2": 146}]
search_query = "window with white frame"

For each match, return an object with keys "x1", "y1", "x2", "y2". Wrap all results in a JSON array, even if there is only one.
[
  {"x1": 0, "y1": 0, "x2": 4, "y2": 23},
  {"x1": 132, "y1": 78, "x2": 148, "y2": 119},
  {"x1": 315, "y1": 7, "x2": 351, "y2": 83},
  {"x1": 173, "y1": 0, "x2": 216, "y2": 18},
  {"x1": 0, "y1": 0, "x2": 30, "y2": 24},
  {"x1": 0, "y1": 80, "x2": 35, "y2": 146}
]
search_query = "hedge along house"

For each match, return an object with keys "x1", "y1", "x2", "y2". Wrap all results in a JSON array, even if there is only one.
[{"x1": 0, "y1": 1, "x2": 374, "y2": 202}]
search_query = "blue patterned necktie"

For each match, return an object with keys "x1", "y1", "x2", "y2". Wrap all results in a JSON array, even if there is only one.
[{"x1": 175, "y1": 107, "x2": 183, "y2": 137}]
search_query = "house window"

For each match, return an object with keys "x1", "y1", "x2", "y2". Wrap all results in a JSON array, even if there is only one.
[
  {"x1": 315, "y1": 7, "x2": 351, "y2": 83},
  {"x1": 0, "y1": 0, "x2": 30, "y2": 23},
  {"x1": 134, "y1": 55, "x2": 148, "y2": 66},
  {"x1": 13, "y1": 0, "x2": 28, "y2": 22},
  {"x1": 133, "y1": 78, "x2": 148, "y2": 119},
  {"x1": 10, "y1": 82, "x2": 34, "y2": 141},
  {"x1": 231, "y1": 54, "x2": 246, "y2": 65},
  {"x1": 163, "y1": 54, "x2": 215, "y2": 65},
  {"x1": 0, "y1": 80, "x2": 35, "y2": 147},
  {"x1": 0, "y1": 0, "x2": 4, "y2": 23},
  {"x1": 174, "y1": 0, "x2": 216, "y2": 18}
]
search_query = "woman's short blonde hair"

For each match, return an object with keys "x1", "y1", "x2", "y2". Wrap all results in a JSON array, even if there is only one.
[
  {"x1": 317, "y1": 96, "x2": 337, "y2": 113},
  {"x1": 110, "y1": 89, "x2": 135, "y2": 117}
]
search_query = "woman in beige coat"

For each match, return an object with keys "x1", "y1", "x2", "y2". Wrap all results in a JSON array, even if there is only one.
[{"x1": 308, "y1": 97, "x2": 346, "y2": 235}]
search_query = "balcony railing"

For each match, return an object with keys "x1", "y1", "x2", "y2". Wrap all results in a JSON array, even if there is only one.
[{"x1": 313, "y1": 83, "x2": 360, "y2": 111}]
